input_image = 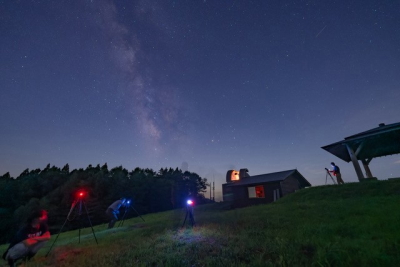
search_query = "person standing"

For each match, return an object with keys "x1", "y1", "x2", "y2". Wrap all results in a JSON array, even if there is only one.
[
  {"x1": 330, "y1": 162, "x2": 344, "y2": 184},
  {"x1": 3, "y1": 210, "x2": 51, "y2": 267},
  {"x1": 106, "y1": 198, "x2": 126, "y2": 229}
]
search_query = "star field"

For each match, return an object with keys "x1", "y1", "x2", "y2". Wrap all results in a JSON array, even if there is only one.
[{"x1": 1, "y1": 0, "x2": 399, "y2": 200}]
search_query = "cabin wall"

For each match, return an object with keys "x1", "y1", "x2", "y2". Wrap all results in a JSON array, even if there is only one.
[
  {"x1": 223, "y1": 171, "x2": 310, "y2": 208},
  {"x1": 222, "y1": 183, "x2": 234, "y2": 201},
  {"x1": 280, "y1": 175, "x2": 301, "y2": 196},
  {"x1": 231, "y1": 182, "x2": 281, "y2": 208}
]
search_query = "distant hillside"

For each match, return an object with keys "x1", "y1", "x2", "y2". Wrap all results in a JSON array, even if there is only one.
[
  {"x1": 280, "y1": 178, "x2": 400, "y2": 202},
  {"x1": 2, "y1": 179, "x2": 400, "y2": 266}
]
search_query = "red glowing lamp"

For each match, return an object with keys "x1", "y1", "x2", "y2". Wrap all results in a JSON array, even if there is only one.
[{"x1": 77, "y1": 191, "x2": 86, "y2": 198}]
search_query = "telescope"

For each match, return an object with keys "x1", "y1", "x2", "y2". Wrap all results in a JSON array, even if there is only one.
[
  {"x1": 118, "y1": 198, "x2": 145, "y2": 227},
  {"x1": 182, "y1": 199, "x2": 195, "y2": 227},
  {"x1": 324, "y1": 168, "x2": 337, "y2": 185},
  {"x1": 46, "y1": 189, "x2": 98, "y2": 256}
]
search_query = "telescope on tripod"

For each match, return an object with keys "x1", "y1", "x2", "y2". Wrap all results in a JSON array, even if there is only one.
[
  {"x1": 46, "y1": 190, "x2": 98, "y2": 256},
  {"x1": 117, "y1": 199, "x2": 145, "y2": 227},
  {"x1": 182, "y1": 199, "x2": 195, "y2": 227},
  {"x1": 325, "y1": 168, "x2": 337, "y2": 185}
]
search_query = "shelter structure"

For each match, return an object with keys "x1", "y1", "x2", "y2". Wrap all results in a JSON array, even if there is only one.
[
  {"x1": 222, "y1": 169, "x2": 311, "y2": 208},
  {"x1": 322, "y1": 122, "x2": 400, "y2": 181}
]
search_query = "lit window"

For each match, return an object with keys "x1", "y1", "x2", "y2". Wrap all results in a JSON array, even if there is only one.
[{"x1": 248, "y1": 185, "x2": 265, "y2": 198}]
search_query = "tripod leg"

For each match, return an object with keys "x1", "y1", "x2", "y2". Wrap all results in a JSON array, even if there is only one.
[
  {"x1": 82, "y1": 201, "x2": 99, "y2": 244},
  {"x1": 118, "y1": 213, "x2": 123, "y2": 227},
  {"x1": 131, "y1": 207, "x2": 145, "y2": 222},
  {"x1": 329, "y1": 174, "x2": 337, "y2": 185},
  {"x1": 182, "y1": 210, "x2": 188, "y2": 227},
  {"x1": 326, "y1": 171, "x2": 337, "y2": 185},
  {"x1": 189, "y1": 210, "x2": 195, "y2": 227},
  {"x1": 118, "y1": 210, "x2": 127, "y2": 227},
  {"x1": 46, "y1": 214, "x2": 70, "y2": 257}
]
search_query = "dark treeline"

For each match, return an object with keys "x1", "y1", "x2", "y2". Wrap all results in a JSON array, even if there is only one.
[{"x1": 0, "y1": 163, "x2": 209, "y2": 244}]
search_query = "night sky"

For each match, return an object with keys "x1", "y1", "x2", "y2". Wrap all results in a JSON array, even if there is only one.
[{"x1": 1, "y1": 0, "x2": 399, "y2": 200}]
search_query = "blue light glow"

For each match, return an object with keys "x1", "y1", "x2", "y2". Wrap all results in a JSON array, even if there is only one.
[{"x1": 187, "y1": 200, "x2": 193, "y2": 205}]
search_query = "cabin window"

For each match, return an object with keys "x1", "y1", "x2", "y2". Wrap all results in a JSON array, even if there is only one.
[{"x1": 248, "y1": 185, "x2": 265, "y2": 198}]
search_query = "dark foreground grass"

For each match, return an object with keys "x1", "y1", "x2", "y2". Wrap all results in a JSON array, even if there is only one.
[{"x1": 1, "y1": 179, "x2": 400, "y2": 266}]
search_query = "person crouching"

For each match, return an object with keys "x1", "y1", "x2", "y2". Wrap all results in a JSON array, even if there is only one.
[
  {"x1": 106, "y1": 198, "x2": 127, "y2": 229},
  {"x1": 3, "y1": 210, "x2": 51, "y2": 267}
]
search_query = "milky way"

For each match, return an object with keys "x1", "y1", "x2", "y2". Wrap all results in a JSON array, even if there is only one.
[{"x1": 1, "y1": 0, "x2": 399, "y2": 199}]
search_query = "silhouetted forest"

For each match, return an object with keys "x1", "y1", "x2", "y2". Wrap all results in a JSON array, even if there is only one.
[{"x1": 0, "y1": 163, "x2": 209, "y2": 244}]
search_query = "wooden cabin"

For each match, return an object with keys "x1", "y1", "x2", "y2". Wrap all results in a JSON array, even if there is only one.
[{"x1": 222, "y1": 168, "x2": 311, "y2": 208}]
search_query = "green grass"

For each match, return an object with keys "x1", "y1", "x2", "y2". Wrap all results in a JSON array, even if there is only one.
[{"x1": 2, "y1": 179, "x2": 400, "y2": 266}]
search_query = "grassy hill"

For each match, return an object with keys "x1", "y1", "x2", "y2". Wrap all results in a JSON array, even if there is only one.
[{"x1": 2, "y1": 179, "x2": 400, "y2": 266}]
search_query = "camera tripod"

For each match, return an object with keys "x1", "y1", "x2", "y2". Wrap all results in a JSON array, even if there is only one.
[
  {"x1": 325, "y1": 168, "x2": 337, "y2": 185},
  {"x1": 117, "y1": 204, "x2": 145, "y2": 227},
  {"x1": 182, "y1": 205, "x2": 195, "y2": 227},
  {"x1": 46, "y1": 197, "x2": 98, "y2": 256}
]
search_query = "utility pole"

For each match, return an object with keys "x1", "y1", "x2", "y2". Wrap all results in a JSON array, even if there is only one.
[
  {"x1": 212, "y1": 175, "x2": 215, "y2": 201},
  {"x1": 209, "y1": 182, "x2": 212, "y2": 200}
]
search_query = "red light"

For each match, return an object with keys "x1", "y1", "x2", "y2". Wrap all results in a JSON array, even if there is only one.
[{"x1": 77, "y1": 191, "x2": 85, "y2": 198}]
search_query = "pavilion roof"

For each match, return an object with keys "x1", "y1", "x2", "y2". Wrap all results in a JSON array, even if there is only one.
[{"x1": 321, "y1": 122, "x2": 400, "y2": 162}]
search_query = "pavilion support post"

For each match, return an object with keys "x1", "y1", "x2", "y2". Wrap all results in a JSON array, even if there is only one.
[
  {"x1": 355, "y1": 142, "x2": 364, "y2": 156},
  {"x1": 361, "y1": 158, "x2": 373, "y2": 178},
  {"x1": 346, "y1": 144, "x2": 365, "y2": 181}
]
